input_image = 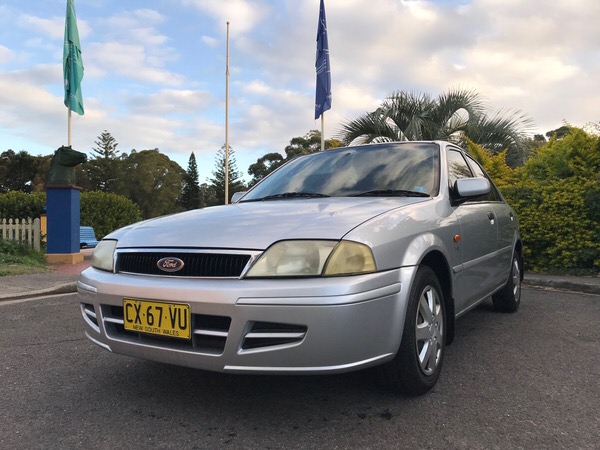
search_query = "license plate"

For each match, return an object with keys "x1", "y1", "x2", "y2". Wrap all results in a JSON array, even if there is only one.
[{"x1": 123, "y1": 299, "x2": 191, "y2": 340}]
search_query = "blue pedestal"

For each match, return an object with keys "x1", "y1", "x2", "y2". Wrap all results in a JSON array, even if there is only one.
[{"x1": 46, "y1": 186, "x2": 81, "y2": 255}]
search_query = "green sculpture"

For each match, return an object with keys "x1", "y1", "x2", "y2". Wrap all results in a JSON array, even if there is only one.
[{"x1": 47, "y1": 145, "x2": 87, "y2": 186}]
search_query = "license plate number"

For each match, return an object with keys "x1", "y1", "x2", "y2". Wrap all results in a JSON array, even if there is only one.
[{"x1": 123, "y1": 299, "x2": 191, "y2": 340}]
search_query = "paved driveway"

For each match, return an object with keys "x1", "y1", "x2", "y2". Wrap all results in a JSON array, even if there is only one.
[{"x1": 1, "y1": 288, "x2": 598, "y2": 449}]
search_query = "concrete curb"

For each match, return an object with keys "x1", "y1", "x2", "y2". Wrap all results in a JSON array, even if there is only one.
[
  {"x1": 0, "y1": 282, "x2": 77, "y2": 301},
  {"x1": 523, "y1": 277, "x2": 600, "y2": 295}
]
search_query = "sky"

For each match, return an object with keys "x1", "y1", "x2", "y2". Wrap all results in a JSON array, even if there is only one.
[{"x1": 1, "y1": 0, "x2": 599, "y2": 183}]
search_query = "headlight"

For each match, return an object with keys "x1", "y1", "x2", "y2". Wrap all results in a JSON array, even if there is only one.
[
  {"x1": 323, "y1": 240, "x2": 376, "y2": 276},
  {"x1": 245, "y1": 240, "x2": 376, "y2": 278},
  {"x1": 91, "y1": 239, "x2": 117, "y2": 272}
]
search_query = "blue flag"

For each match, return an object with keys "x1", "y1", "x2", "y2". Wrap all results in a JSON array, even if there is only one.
[
  {"x1": 63, "y1": 0, "x2": 84, "y2": 115},
  {"x1": 315, "y1": 0, "x2": 331, "y2": 119}
]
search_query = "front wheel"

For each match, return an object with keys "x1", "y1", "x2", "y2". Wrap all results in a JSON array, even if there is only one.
[
  {"x1": 492, "y1": 253, "x2": 522, "y2": 313},
  {"x1": 378, "y1": 266, "x2": 445, "y2": 395}
]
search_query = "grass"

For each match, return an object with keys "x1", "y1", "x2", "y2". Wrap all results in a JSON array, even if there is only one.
[{"x1": 0, "y1": 238, "x2": 48, "y2": 276}]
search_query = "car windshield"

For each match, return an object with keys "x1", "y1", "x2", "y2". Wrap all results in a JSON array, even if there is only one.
[{"x1": 241, "y1": 142, "x2": 440, "y2": 201}]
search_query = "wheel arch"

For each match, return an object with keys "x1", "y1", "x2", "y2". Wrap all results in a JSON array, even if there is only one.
[{"x1": 419, "y1": 250, "x2": 455, "y2": 346}]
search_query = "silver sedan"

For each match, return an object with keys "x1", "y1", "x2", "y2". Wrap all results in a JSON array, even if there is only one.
[{"x1": 78, "y1": 141, "x2": 522, "y2": 395}]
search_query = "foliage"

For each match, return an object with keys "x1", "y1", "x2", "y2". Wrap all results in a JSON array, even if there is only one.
[
  {"x1": 80, "y1": 191, "x2": 142, "y2": 239},
  {"x1": 339, "y1": 88, "x2": 533, "y2": 167},
  {"x1": 247, "y1": 152, "x2": 284, "y2": 187},
  {"x1": 0, "y1": 150, "x2": 41, "y2": 193},
  {"x1": 283, "y1": 129, "x2": 343, "y2": 158},
  {"x1": 209, "y1": 145, "x2": 246, "y2": 205},
  {"x1": 85, "y1": 130, "x2": 121, "y2": 192},
  {"x1": 464, "y1": 139, "x2": 514, "y2": 188},
  {"x1": 502, "y1": 128, "x2": 600, "y2": 272},
  {"x1": 0, "y1": 238, "x2": 47, "y2": 276},
  {"x1": 118, "y1": 149, "x2": 185, "y2": 219},
  {"x1": 199, "y1": 183, "x2": 218, "y2": 208},
  {"x1": 0, "y1": 191, "x2": 46, "y2": 219},
  {"x1": 464, "y1": 133, "x2": 599, "y2": 272},
  {"x1": 180, "y1": 152, "x2": 201, "y2": 210}
]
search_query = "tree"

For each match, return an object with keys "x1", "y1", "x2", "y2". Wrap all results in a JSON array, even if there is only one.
[
  {"x1": 0, "y1": 150, "x2": 40, "y2": 193},
  {"x1": 247, "y1": 152, "x2": 284, "y2": 187},
  {"x1": 208, "y1": 145, "x2": 245, "y2": 205},
  {"x1": 339, "y1": 88, "x2": 533, "y2": 167},
  {"x1": 545, "y1": 125, "x2": 571, "y2": 140},
  {"x1": 180, "y1": 152, "x2": 201, "y2": 210},
  {"x1": 283, "y1": 129, "x2": 343, "y2": 159},
  {"x1": 119, "y1": 149, "x2": 185, "y2": 219},
  {"x1": 199, "y1": 182, "x2": 218, "y2": 208},
  {"x1": 247, "y1": 130, "x2": 343, "y2": 186},
  {"x1": 86, "y1": 130, "x2": 121, "y2": 192}
]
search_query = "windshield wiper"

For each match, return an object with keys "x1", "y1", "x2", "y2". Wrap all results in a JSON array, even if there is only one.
[
  {"x1": 350, "y1": 189, "x2": 429, "y2": 198},
  {"x1": 243, "y1": 192, "x2": 330, "y2": 202}
]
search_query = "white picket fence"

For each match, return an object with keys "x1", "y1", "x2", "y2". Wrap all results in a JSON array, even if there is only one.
[{"x1": 0, "y1": 218, "x2": 41, "y2": 251}]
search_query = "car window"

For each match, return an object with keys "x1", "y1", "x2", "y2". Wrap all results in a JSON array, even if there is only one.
[
  {"x1": 242, "y1": 143, "x2": 440, "y2": 199},
  {"x1": 464, "y1": 154, "x2": 502, "y2": 202},
  {"x1": 447, "y1": 149, "x2": 473, "y2": 190}
]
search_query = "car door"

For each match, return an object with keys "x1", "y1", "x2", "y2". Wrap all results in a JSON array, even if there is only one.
[
  {"x1": 465, "y1": 154, "x2": 515, "y2": 285},
  {"x1": 447, "y1": 149, "x2": 499, "y2": 314}
]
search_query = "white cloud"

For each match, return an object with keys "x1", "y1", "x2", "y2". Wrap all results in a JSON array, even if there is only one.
[
  {"x1": 128, "y1": 89, "x2": 213, "y2": 113},
  {"x1": 0, "y1": 45, "x2": 14, "y2": 64},
  {"x1": 17, "y1": 14, "x2": 91, "y2": 40},
  {"x1": 181, "y1": 0, "x2": 270, "y2": 34},
  {"x1": 89, "y1": 42, "x2": 183, "y2": 86}
]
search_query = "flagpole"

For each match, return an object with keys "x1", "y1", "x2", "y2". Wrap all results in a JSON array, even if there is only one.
[
  {"x1": 224, "y1": 21, "x2": 230, "y2": 205},
  {"x1": 315, "y1": 0, "x2": 331, "y2": 151},
  {"x1": 68, "y1": 107, "x2": 72, "y2": 146},
  {"x1": 321, "y1": 113, "x2": 325, "y2": 151}
]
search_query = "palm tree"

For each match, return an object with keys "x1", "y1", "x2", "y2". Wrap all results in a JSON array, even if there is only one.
[{"x1": 338, "y1": 88, "x2": 533, "y2": 166}]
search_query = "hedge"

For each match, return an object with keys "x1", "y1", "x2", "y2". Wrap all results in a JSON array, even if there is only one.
[{"x1": 0, "y1": 191, "x2": 142, "y2": 241}]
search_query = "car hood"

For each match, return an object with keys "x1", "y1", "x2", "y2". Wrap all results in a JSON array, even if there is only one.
[{"x1": 111, "y1": 197, "x2": 430, "y2": 250}]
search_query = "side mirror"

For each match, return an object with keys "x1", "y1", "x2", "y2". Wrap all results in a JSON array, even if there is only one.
[
  {"x1": 231, "y1": 191, "x2": 247, "y2": 203},
  {"x1": 454, "y1": 177, "x2": 490, "y2": 198}
]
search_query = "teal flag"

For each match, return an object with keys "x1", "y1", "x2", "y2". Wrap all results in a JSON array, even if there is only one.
[{"x1": 63, "y1": 0, "x2": 84, "y2": 115}]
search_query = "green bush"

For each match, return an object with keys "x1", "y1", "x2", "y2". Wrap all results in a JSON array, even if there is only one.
[
  {"x1": 0, "y1": 191, "x2": 46, "y2": 219},
  {"x1": 502, "y1": 128, "x2": 600, "y2": 272},
  {"x1": 470, "y1": 130, "x2": 599, "y2": 273},
  {"x1": 80, "y1": 191, "x2": 142, "y2": 239}
]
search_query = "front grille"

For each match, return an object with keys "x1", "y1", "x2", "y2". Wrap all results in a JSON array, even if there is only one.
[
  {"x1": 102, "y1": 305, "x2": 232, "y2": 354},
  {"x1": 117, "y1": 252, "x2": 252, "y2": 277}
]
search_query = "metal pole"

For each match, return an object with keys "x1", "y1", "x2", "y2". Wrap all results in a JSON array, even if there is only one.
[
  {"x1": 68, "y1": 107, "x2": 72, "y2": 146},
  {"x1": 321, "y1": 113, "x2": 325, "y2": 151},
  {"x1": 224, "y1": 21, "x2": 230, "y2": 205}
]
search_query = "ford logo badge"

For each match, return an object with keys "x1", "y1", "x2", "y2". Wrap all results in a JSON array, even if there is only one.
[{"x1": 157, "y1": 257, "x2": 185, "y2": 273}]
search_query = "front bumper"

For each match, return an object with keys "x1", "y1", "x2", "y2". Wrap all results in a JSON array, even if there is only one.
[{"x1": 78, "y1": 266, "x2": 416, "y2": 374}]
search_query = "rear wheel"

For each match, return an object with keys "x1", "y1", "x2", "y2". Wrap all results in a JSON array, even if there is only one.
[
  {"x1": 492, "y1": 253, "x2": 521, "y2": 313},
  {"x1": 378, "y1": 266, "x2": 445, "y2": 395}
]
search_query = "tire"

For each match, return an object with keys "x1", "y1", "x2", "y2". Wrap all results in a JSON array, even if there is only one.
[
  {"x1": 492, "y1": 253, "x2": 521, "y2": 313},
  {"x1": 378, "y1": 266, "x2": 445, "y2": 396}
]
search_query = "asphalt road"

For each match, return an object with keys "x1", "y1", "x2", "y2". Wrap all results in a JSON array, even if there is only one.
[{"x1": 1, "y1": 288, "x2": 599, "y2": 449}]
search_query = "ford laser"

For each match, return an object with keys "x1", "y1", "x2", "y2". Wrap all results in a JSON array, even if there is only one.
[{"x1": 78, "y1": 141, "x2": 522, "y2": 395}]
